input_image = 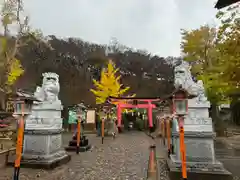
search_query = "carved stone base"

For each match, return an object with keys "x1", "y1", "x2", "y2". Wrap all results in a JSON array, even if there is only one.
[
  {"x1": 172, "y1": 131, "x2": 216, "y2": 162},
  {"x1": 8, "y1": 129, "x2": 71, "y2": 169},
  {"x1": 8, "y1": 151, "x2": 71, "y2": 169},
  {"x1": 23, "y1": 129, "x2": 64, "y2": 155},
  {"x1": 167, "y1": 155, "x2": 232, "y2": 180},
  {"x1": 170, "y1": 131, "x2": 231, "y2": 179}
]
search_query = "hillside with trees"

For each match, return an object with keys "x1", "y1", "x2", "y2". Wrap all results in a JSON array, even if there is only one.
[
  {"x1": 14, "y1": 36, "x2": 174, "y2": 107},
  {"x1": 0, "y1": 0, "x2": 174, "y2": 111},
  {"x1": 1, "y1": 0, "x2": 238, "y2": 126}
]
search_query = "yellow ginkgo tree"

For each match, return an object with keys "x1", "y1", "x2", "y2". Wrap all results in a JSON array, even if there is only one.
[{"x1": 90, "y1": 59, "x2": 132, "y2": 104}]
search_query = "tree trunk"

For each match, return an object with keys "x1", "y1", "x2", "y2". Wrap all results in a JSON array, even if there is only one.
[
  {"x1": 231, "y1": 100, "x2": 240, "y2": 126},
  {"x1": 0, "y1": 93, "x2": 6, "y2": 111},
  {"x1": 211, "y1": 103, "x2": 225, "y2": 136}
]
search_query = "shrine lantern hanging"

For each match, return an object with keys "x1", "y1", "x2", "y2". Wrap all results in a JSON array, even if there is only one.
[
  {"x1": 173, "y1": 89, "x2": 188, "y2": 116},
  {"x1": 133, "y1": 100, "x2": 138, "y2": 105}
]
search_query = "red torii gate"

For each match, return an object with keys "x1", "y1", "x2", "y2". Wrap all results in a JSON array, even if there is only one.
[{"x1": 108, "y1": 96, "x2": 162, "y2": 128}]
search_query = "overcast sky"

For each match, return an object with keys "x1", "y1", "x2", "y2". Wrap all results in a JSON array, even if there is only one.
[{"x1": 24, "y1": 0, "x2": 218, "y2": 57}]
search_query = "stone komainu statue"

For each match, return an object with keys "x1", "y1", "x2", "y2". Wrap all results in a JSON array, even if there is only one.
[
  {"x1": 174, "y1": 61, "x2": 207, "y2": 103},
  {"x1": 34, "y1": 72, "x2": 60, "y2": 103}
]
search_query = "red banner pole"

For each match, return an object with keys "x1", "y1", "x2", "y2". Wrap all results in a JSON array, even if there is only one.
[
  {"x1": 76, "y1": 118, "x2": 81, "y2": 154},
  {"x1": 117, "y1": 104, "x2": 122, "y2": 127},
  {"x1": 148, "y1": 102, "x2": 153, "y2": 128},
  {"x1": 13, "y1": 102, "x2": 25, "y2": 180},
  {"x1": 166, "y1": 118, "x2": 171, "y2": 157},
  {"x1": 178, "y1": 115, "x2": 187, "y2": 180}
]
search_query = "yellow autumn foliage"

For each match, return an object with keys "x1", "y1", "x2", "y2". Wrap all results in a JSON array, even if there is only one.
[
  {"x1": 0, "y1": 0, "x2": 25, "y2": 92},
  {"x1": 7, "y1": 58, "x2": 24, "y2": 86},
  {"x1": 181, "y1": 4, "x2": 240, "y2": 104},
  {"x1": 90, "y1": 60, "x2": 131, "y2": 104}
]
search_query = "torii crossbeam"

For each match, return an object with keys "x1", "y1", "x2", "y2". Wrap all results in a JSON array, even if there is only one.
[{"x1": 108, "y1": 96, "x2": 162, "y2": 128}]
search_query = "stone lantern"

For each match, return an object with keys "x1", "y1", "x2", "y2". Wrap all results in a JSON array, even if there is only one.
[
  {"x1": 65, "y1": 103, "x2": 91, "y2": 152},
  {"x1": 172, "y1": 88, "x2": 189, "y2": 180},
  {"x1": 76, "y1": 103, "x2": 87, "y2": 122},
  {"x1": 173, "y1": 89, "x2": 188, "y2": 116},
  {"x1": 168, "y1": 61, "x2": 231, "y2": 180},
  {"x1": 10, "y1": 91, "x2": 37, "y2": 122}
]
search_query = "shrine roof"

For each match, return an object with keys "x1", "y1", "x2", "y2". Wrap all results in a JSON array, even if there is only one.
[{"x1": 215, "y1": 0, "x2": 239, "y2": 9}]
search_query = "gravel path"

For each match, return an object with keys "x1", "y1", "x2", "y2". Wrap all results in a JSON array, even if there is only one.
[{"x1": 0, "y1": 132, "x2": 151, "y2": 180}]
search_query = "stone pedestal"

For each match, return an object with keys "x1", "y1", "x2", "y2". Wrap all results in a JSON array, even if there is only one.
[
  {"x1": 65, "y1": 135, "x2": 91, "y2": 152},
  {"x1": 10, "y1": 103, "x2": 70, "y2": 169},
  {"x1": 18, "y1": 129, "x2": 71, "y2": 169},
  {"x1": 168, "y1": 100, "x2": 231, "y2": 179}
]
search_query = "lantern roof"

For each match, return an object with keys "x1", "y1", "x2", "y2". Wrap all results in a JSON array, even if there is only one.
[
  {"x1": 69, "y1": 103, "x2": 88, "y2": 111},
  {"x1": 8, "y1": 89, "x2": 39, "y2": 102},
  {"x1": 215, "y1": 0, "x2": 239, "y2": 9},
  {"x1": 159, "y1": 88, "x2": 197, "y2": 103},
  {"x1": 77, "y1": 103, "x2": 87, "y2": 109}
]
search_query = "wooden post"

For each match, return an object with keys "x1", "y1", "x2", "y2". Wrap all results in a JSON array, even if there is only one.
[
  {"x1": 179, "y1": 116, "x2": 187, "y2": 180},
  {"x1": 117, "y1": 104, "x2": 121, "y2": 127},
  {"x1": 13, "y1": 103, "x2": 25, "y2": 180},
  {"x1": 166, "y1": 118, "x2": 171, "y2": 157},
  {"x1": 101, "y1": 118, "x2": 104, "y2": 144},
  {"x1": 148, "y1": 102, "x2": 153, "y2": 128},
  {"x1": 71, "y1": 123, "x2": 75, "y2": 133},
  {"x1": 160, "y1": 119, "x2": 163, "y2": 142},
  {"x1": 162, "y1": 119, "x2": 165, "y2": 145},
  {"x1": 147, "y1": 145, "x2": 157, "y2": 179},
  {"x1": 76, "y1": 119, "x2": 81, "y2": 154},
  {"x1": 170, "y1": 117, "x2": 174, "y2": 154}
]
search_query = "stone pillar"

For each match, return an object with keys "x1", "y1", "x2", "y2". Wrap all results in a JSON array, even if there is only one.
[
  {"x1": 169, "y1": 99, "x2": 231, "y2": 177},
  {"x1": 168, "y1": 61, "x2": 231, "y2": 179}
]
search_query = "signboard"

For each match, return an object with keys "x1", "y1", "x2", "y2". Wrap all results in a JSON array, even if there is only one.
[
  {"x1": 68, "y1": 110, "x2": 77, "y2": 124},
  {"x1": 86, "y1": 110, "x2": 95, "y2": 123}
]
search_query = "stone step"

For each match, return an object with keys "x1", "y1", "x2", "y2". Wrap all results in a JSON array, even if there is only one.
[
  {"x1": 62, "y1": 129, "x2": 96, "y2": 134},
  {"x1": 217, "y1": 155, "x2": 240, "y2": 160},
  {"x1": 215, "y1": 148, "x2": 240, "y2": 159},
  {"x1": 65, "y1": 144, "x2": 91, "y2": 152},
  {"x1": 68, "y1": 139, "x2": 89, "y2": 147},
  {"x1": 217, "y1": 137, "x2": 240, "y2": 150},
  {"x1": 167, "y1": 158, "x2": 232, "y2": 180},
  {"x1": 168, "y1": 169, "x2": 232, "y2": 180},
  {"x1": 7, "y1": 153, "x2": 71, "y2": 169}
]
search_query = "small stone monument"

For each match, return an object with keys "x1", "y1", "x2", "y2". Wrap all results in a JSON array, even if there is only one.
[
  {"x1": 13, "y1": 72, "x2": 70, "y2": 169},
  {"x1": 168, "y1": 61, "x2": 231, "y2": 179}
]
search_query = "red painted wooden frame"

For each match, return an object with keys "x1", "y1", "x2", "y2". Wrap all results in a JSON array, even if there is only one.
[{"x1": 109, "y1": 97, "x2": 161, "y2": 128}]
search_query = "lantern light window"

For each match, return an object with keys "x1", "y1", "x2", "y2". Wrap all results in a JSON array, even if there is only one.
[{"x1": 174, "y1": 99, "x2": 188, "y2": 115}]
